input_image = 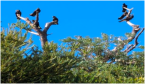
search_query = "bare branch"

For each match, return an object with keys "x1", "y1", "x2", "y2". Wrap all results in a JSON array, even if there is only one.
[
  {"x1": 106, "y1": 6, "x2": 143, "y2": 62},
  {"x1": 123, "y1": 7, "x2": 133, "y2": 11},
  {"x1": 126, "y1": 28, "x2": 144, "y2": 53},
  {"x1": 17, "y1": 14, "x2": 42, "y2": 34},
  {"x1": 128, "y1": 25, "x2": 140, "y2": 41},
  {"x1": 135, "y1": 28, "x2": 144, "y2": 44},
  {"x1": 111, "y1": 7, "x2": 140, "y2": 52},
  {"x1": 123, "y1": 7, "x2": 133, "y2": 17},
  {"x1": 124, "y1": 44, "x2": 133, "y2": 52},
  {"x1": 28, "y1": 31, "x2": 39, "y2": 35},
  {"x1": 126, "y1": 21, "x2": 135, "y2": 27},
  {"x1": 112, "y1": 26, "x2": 140, "y2": 52},
  {"x1": 35, "y1": 11, "x2": 39, "y2": 22},
  {"x1": 16, "y1": 10, "x2": 57, "y2": 48},
  {"x1": 18, "y1": 16, "x2": 27, "y2": 21},
  {"x1": 43, "y1": 22, "x2": 55, "y2": 33}
]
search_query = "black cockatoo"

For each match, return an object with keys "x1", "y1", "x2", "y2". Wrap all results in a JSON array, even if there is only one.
[
  {"x1": 122, "y1": 3, "x2": 127, "y2": 12},
  {"x1": 53, "y1": 16, "x2": 58, "y2": 25},
  {"x1": 15, "y1": 10, "x2": 21, "y2": 20},
  {"x1": 32, "y1": 20, "x2": 42, "y2": 29},
  {"x1": 119, "y1": 14, "x2": 134, "y2": 22},
  {"x1": 30, "y1": 8, "x2": 41, "y2": 16},
  {"x1": 118, "y1": 11, "x2": 128, "y2": 20}
]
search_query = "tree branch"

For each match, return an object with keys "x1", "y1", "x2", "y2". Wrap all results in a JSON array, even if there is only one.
[
  {"x1": 123, "y1": 7, "x2": 133, "y2": 11},
  {"x1": 16, "y1": 9, "x2": 58, "y2": 48},
  {"x1": 111, "y1": 7, "x2": 139, "y2": 52},
  {"x1": 108, "y1": 7, "x2": 144, "y2": 62},
  {"x1": 36, "y1": 11, "x2": 39, "y2": 22},
  {"x1": 17, "y1": 14, "x2": 42, "y2": 34},
  {"x1": 28, "y1": 31, "x2": 39, "y2": 35},
  {"x1": 126, "y1": 21, "x2": 135, "y2": 27},
  {"x1": 125, "y1": 7, "x2": 133, "y2": 17},
  {"x1": 124, "y1": 44, "x2": 133, "y2": 52},
  {"x1": 43, "y1": 22, "x2": 55, "y2": 33},
  {"x1": 126, "y1": 28, "x2": 144, "y2": 53},
  {"x1": 112, "y1": 25, "x2": 140, "y2": 52},
  {"x1": 102, "y1": 6, "x2": 143, "y2": 63}
]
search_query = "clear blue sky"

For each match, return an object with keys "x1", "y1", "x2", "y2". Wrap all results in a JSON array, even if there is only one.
[{"x1": 1, "y1": 1, "x2": 144, "y2": 52}]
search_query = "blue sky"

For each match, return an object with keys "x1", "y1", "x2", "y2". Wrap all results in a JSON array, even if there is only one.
[{"x1": 1, "y1": 1, "x2": 144, "y2": 52}]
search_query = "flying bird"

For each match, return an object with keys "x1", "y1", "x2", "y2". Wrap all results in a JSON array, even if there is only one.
[
  {"x1": 53, "y1": 16, "x2": 58, "y2": 25},
  {"x1": 122, "y1": 3, "x2": 127, "y2": 12},
  {"x1": 15, "y1": 10, "x2": 21, "y2": 20},
  {"x1": 30, "y1": 8, "x2": 41, "y2": 16},
  {"x1": 32, "y1": 20, "x2": 42, "y2": 29},
  {"x1": 118, "y1": 11, "x2": 128, "y2": 20}
]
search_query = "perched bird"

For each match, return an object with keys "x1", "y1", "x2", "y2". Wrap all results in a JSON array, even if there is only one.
[
  {"x1": 32, "y1": 20, "x2": 42, "y2": 29},
  {"x1": 30, "y1": 8, "x2": 41, "y2": 16},
  {"x1": 118, "y1": 11, "x2": 128, "y2": 20},
  {"x1": 119, "y1": 14, "x2": 134, "y2": 22},
  {"x1": 122, "y1": 3, "x2": 127, "y2": 12},
  {"x1": 15, "y1": 10, "x2": 21, "y2": 20},
  {"x1": 53, "y1": 16, "x2": 58, "y2": 25}
]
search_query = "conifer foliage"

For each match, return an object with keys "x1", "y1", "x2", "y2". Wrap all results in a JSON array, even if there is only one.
[{"x1": 1, "y1": 3, "x2": 144, "y2": 83}]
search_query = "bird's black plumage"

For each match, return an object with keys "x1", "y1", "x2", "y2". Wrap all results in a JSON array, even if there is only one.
[
  {"x1": 53, "y1": 16, "x2": 58, "y2": 25},
  {"x1": 119, "y1": 14, "x2": 134, "y2": 22},
  {"x1": 30, "y1": 8, "x2": 41, "y2": 16},
  {"x1": 32, "y1": 20, "x2": 42, "y2": 29},
  {"x1": 118, "y1": 11, "x2": 128, "y2": 20},
  {"x1": 15, "y1": 10, "x2": 21, "y2": 20},
  {"x1": 122, "y1": 3, "x2": 127, "y2": 12}
]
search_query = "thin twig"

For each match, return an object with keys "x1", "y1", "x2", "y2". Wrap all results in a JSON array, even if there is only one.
[
  {"x1": 28, "y1": 31, "x2": 39, "y2": 35},
  {"x1": 124, "y1": 44, "x2": 133, "y2": 52}
]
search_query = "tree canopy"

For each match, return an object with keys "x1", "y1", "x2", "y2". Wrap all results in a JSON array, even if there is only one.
[{"x1": 1, "y1": 3, "x2": 144, "y2": 83}]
